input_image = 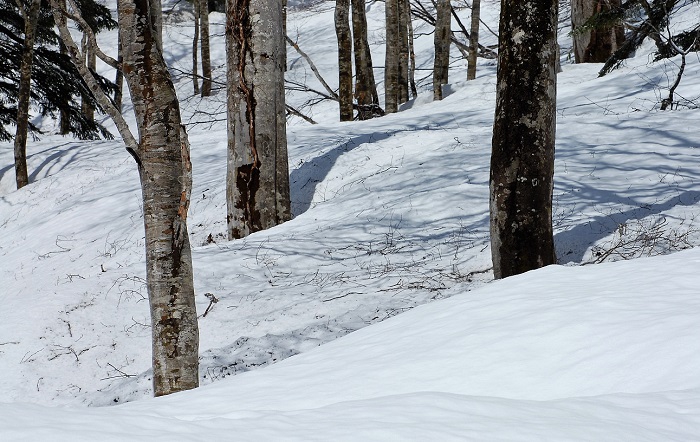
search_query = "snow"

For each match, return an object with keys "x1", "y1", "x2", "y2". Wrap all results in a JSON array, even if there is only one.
[{"x1": 1, "y1": 0, "x2": 700, "y2": 439}]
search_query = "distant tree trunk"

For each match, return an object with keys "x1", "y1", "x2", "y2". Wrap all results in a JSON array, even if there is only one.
[
  {"x1": 335, "y1": 0, "x2": 353, "y2": 121},
  {"x1": 571, "y1": 0, "x2": 625, "y2": 63},
  {"x1": 200, "y1": 0, "x2": 212, "y2": 96},
  {"x1": 433, "y1": 0, "x2": 451, "y2": 100},
  {"x1": 193, "y1": 0, "x2": 200, "y2": 95},
  {"x1": 384, "y1": 0, "x2": 399, "y2": 113},
  {"x1": 226, "y1": 0, "x2": 291, "y2": 239},
  {"x1": 58, "y1": 0, "x2": 71, "y2": 134},
  {"x1": 352, "y1": 0, "x2": 380, "y2": 119},
  {"x1": 13, "y1": 0, "x2": 42, "y2": 190},
  {"x1": 467, "y1": 0, "x2": 480, "y2": 80},
  {"x1": 115, "y1": 32, "x2": 124, "y2": 113},
  {"x1": 81, "y1": 35, "x2": 96, "y2": 123},
  {"x1": 52, "y1": 0, "x2": 199, "y2": 397},
  {"x1": 397, "y1": 0, "x2": 409, "y2": 104},
  {"x1": 490, "y1": 0, "x2": 558, "y2": 279},
  {"x1": 407, "y1": 13, "x2": 417, "y2": 98}
]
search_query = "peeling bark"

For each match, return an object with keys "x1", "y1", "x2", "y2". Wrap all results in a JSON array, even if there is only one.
[
  {"x1": 490, "y1": 0, "x2": 558, "y2": 278},
  {"x1": 226, "y1": 0, "x2": 291, "y2": 239}
]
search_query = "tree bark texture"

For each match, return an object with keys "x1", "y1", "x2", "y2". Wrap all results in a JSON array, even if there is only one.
[
  {"x1": 335, "y1": 0, "x2": 353, "y2": 121},
  {"x1": 384, "y1": 0, "x2": 399, "y2": 113},
  {"x1": 490, "y1": 0, "x2": 558, "y2": 279},
  {"x1": 352, "y1": 0, "x2": 380, "y2": 119},
  {"x1": 433, "y1": 0, "x2": 451, "y2": 100},
  {"x1": 467, "y1": 0, "x2": 480, "y2": 80},
  {"x1": 118, "y1": 0, "x2": 199, "y2": 396},
  {"x1": 200, "y1": 0, "x2": 212, "y2": 96},
  {"x1": 13, "y1": 0, "x2": 42, "y2": 190},
  {"x1": 115, "y1": 32, "x2": 124, "y2": 113},
  {"x1": 81, "y1": 35, "x2": 96, "y2": 123},
  {"x1": 193, "y1": 0, "x2": 200, "y2": 95},
  {"x1": 58, "y1": 0, "x2": 71, "y2": 134},
  {"x1": 397, "y1": 0, "x2": 409, "y2": 104},
  {"x1": 226, "y1": 0, "x2": 292, "y2": 239},
  {"x1": 571, "y1": 0, "x2": 625, "y2": 63}
]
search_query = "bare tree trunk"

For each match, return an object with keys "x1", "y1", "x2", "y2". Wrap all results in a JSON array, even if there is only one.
[
  {"x1": 352, "y1": 0, "x2": 380, "y2": 119},
  {"x1": 193, "y1": 0, "x2": 200, "y2": 95},
  {"x1": 335, "y1": 0, "x2": 353, "y2": 121},
  {"x1": 226, "y1": 0, "x2": 291, "y2": 239},
  {"x1": 467, "y1": 0, "x2": 480, "y2": 80},
  {"x1": 407, "y1": 12, "x2": 417, "y2": 98},
  {"x1": 200, "y1": 0, "x2": 212, "y2": 96},
  {"x1": 81, "y1": 35, "x2": 96, "y2": 123},
  {"x1": 490, "y1": 0, "x2": 558, "y2": 279},
  {"x1": 13, "y1": 0, "x2": 42, "y2": 190},
  {"x1": 53, "y1": 0, "x2": 199, "y2": 395},
  {"x1": 571, "y1": 0, "x2": 625, "y2": 63},
  {"x1": 397, "y1": 0, "x2": 410, "y2": 104},
  {"x1": 384, "y1": 0, "x2": 399, "y2": 113},
  {"x1": 115, "y1": 32, "x2": 124, "y2": 113},
  {"x1": 58, "y1": 0, "x2": 71, "y2": 134},
  {"x1": 433, "y1": 0, "x2": 451, "y2": 100}
]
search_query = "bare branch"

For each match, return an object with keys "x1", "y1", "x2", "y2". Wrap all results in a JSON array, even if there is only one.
[{"x1": 286, "y1": 34, "x2": 339, "y2": 100}]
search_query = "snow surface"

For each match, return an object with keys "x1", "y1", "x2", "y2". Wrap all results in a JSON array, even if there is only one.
[{"x1": 1, "y1": 0, "x2": 700, "y2": 439}]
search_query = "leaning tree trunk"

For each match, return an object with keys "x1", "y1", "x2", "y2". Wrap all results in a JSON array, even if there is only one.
[
  {"x1": 118, "y1": 0, "x2": 199, "y2": 396},
  {"x1": 200, "y1": 0, "x2": 212, "y2": 96},
  {"x1": 352, "y1": 0, "x2": 379, "y2": 119},
  {"x1": 13, "y1": 0, "x2": 42, "y2": 190},
  {"x1": 384, "y1": 0, "x2": 399, "y2": 113},
  {"x1": 226, "y1": 0, "x2": 291, "y2": 239},
  {"x1": 467, "y1": 0, "x2": 480, "y2": 80},
  {"x1": 433, "y1": 0, "x2": 451, "y2": 100},
  {"x1": 490, "y1": 0, "x2": 558, "y2": 279},
  {"x1": 397, "y1": 0, "x2": 410, "y2": 104},
  {"x1": 335, "y1": 0, "x2": 353, "y2": 121},
  {"x1": 193, "y1": 0, "x2": 200, "y2": 95},
  {"x1": 571, "y1": 0, "x2": 625, "y2": 63}
]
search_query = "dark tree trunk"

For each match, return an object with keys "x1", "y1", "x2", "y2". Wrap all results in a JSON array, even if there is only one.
[
  {"x1": 433, "y1": 0, "x2": 451, "y2": 100},
  {"x1": 13, "y1": 0, "x2": 42, "y2": 190},
  {"x1": 384, "y1": 0, "x2": 399, "y2": 113},
  {"x1": 335, "y1": 0, "x2": 353, "y2": 121},
  {"x1": 490, "y1": 0, "x2": 558, "y2": 279},
  {"x1": 193, "y1": 0, "x2": 200, "y2": 95},
  {"x1": 115, "y1": 32, "x2": 124, "y2": 113},
  {"x1": 352, "y1": 0, "x2": 380, "y2": 119},
  {"x1": 467, "y1": 0, "x2": 480, "y2": 80},
  {"x1": 58, "y1": 0, "x2": 71, "y2": 134},
  {"x1": 397, "y1": 0, "x2": 409, "y2": 104},
  {"x1": 226, "y1": 0, "x2": 291, "y2": 239},
  {"x1": 200, "y1": 0, "x2": 212, "y2": 96},
  {"x1": 572, "y1": 0, "x2": 625, "y2": 63},
  {"x1": 118, "y1": 0, "x2": 199, "y2": 396}
]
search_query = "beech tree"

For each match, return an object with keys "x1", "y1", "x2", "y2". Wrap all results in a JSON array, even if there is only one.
[
  {"x1": 490, "y1": 0, "x2": 558, "y2": 278},
  {"x1": 385, "y1": 0, "x2": 399, "y2": 113},
  {"x1": 226, "y1": 0, "x2": 291, "y2": 239},
  {"x1": 433, "y1": 0, "x2": 450, "y2": 100},
  {"x1": 335, "y1": 0, "x2": 353, "y2": 121},
  {"x1": 52, "y1": 0, "x2": 200, "y2": 396},
  {"x1": 571, "y1": 0, "x2": 625, "y2": 63},
  {"x1": 351, "y1": 0, "x2": 380, "y2": 120},
  {"x1": 199, "y1": 0, "x2": 212, "y2": 96},
  {"x1": 467, "y1": 0, "x2": 481, "y2": 80}
]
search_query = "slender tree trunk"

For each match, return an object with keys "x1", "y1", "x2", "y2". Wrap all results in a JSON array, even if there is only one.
[
  {"x1": 407, "y1": 12, "x2": 417, "y2": 98},
  {"x1": 397, "y1": 0, "x2": 409, "y2": 104},
  {"x1": 467, "y1": 0, "x2": 480, "y2": 80},
  {"x1": 193, "y1": 0, "x2": 200, "y2": 95},
  {"x1": 335, "y1": 0, "x2": 353, "y2": 121},
  {"x1": 352, "y1": 0, "x2": 379, "y2": 119},
  {"x1": 571, "y1": 0, "x2": 625, "y2": 63},
  {"x1": 384, "y1": 0, "x2": 399, "y2": 113},
  {"x1": 14, "y1": 0, "x2": 42, "y2": 190},
  {"x1": 58, "y1": 0, "x2": 71, "y2": 134},
  {"x1": 81, "y1": 35, "x2": 96, "y2": 123},
  {"x1": 226, "y1": 0, "x2": 291, "y2": 239},
  {"x1": 433, "y1": 0, "x2": 451, "y2": 100},
  {"x1": 115, "y1": 32, "x2": 124, "y2": 113},
  {"x1": 117, "y1": 0, "x2": 199, "y2": 396},
  {"x1": 200, "y1": 0, "x2": 212, "y2": 96},
  {"x1": 490, "y1": 0, "x2": 558, "y2": 279}
]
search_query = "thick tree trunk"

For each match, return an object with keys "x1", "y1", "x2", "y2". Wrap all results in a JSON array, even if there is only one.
[
  {"x1": 397, "y1": 0, "x2": 409, "y2": 104},
  {"x1": 13, "y1": 0, "x2": 42, "y2": 190},
  {"x1": 118, "y1": 0, "x2": 199, "y2": 396},
  {"x1": 571, "y1": 0, "x2": 625, "y2": 63},
  {"x1": 226, "y1": 0, "x2": 291, "y2": 239},
  {"x1": 352, "y1": 0, "x2": 379, "y2": 119},
  {"x1": 467, "y1": 0, "x2": 480, "y2": 80},
  {"x1": 335, "y1": 0, "x2": 353, "y2": 121},
  {"x1": 433, "y1": 0, "x2": 451, "y2": 100},
  {"x1": 200, "y1": 0, "x2": 212, "y2": 96},
  {"x1": 193, "y1": 0, "x2": 200, "y2": 95},
  {"x1": 384, "y1": 0, "x2": 399, "y2": 113},
  {"x1": 490, "y1": 0, "x2": 558, "y2": 279}
]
